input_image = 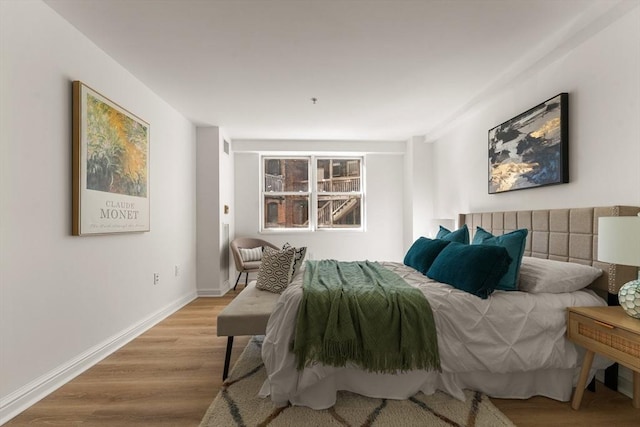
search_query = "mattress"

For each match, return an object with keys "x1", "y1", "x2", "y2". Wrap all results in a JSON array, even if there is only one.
[{"x1": 259, "y1": 262, "x2": 611, "y2": 409}]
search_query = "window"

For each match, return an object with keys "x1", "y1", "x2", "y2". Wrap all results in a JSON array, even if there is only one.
[
  {"x1": 316, "y1": 159, "x2": 362, "y2": 229},
  {"x1": 261, "y1": 156, "x2": 364, "y2": 231}
]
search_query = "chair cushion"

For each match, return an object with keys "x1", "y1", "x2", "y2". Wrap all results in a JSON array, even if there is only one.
[
  {"x1": 241, "y1": 260, "x2": 262, "y2": 271},
  {"x1": 239, "y1": 247, "x2": 263, "y2": 262}
]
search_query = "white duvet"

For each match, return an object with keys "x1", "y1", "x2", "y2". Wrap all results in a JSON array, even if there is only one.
[{"x1": 260, "y1": 262, "x2": 610, "y2": 409}]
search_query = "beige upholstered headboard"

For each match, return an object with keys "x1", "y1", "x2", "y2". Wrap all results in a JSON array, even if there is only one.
[{"x1": 458, "y1": 206, "x2": 640, "y2": 298}]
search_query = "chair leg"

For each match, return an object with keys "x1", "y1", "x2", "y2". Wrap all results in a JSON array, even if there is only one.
[
  {"x1": 233, "y1": 272, "x2": 242, "y2": 291},
  {"x1": 245, "y1": 272, "x2": 250, "y2": 286},
  {"x1": 223, "y1": 336, "x2": 234, "y2": 381}
]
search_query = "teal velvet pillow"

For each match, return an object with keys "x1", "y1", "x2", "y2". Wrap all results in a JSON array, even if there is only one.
[
  {"x1": 426, "y1": 242, "x2": 512, "y2": 299},
  {"x1": 435, "y1": 224, "x2": 469, "y2": 244},
  {"x1": 403, "y1": 237, "x2": 451, "y2": 274},
  {"x1": 471, "y1": 227, "x2": 528, "y2": 291}
]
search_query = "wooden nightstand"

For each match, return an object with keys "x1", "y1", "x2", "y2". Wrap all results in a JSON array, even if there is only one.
[{"x1": 567, "y1": 306, "x2": 640, "y2": 409}]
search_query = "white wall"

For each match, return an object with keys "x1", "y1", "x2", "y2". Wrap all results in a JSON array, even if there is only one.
[
  {"x1": 403, "y1": 136, "x2": 437, "y2": 249},
  {"x1": 219, "y1": 134, "x2": 234, "y2": 290},
  {"x1": 0, "y1": 1, "x2": 197, "y2": 421},
  {"x1": 429, "y1": 6, "x2": 640, "y2": 219},
  {"x1": 233, "y1": 140, "x2": 406, "y2": 266},
  {"x1": 196, "y1": 128, "x2": 234, "y2": 296}
]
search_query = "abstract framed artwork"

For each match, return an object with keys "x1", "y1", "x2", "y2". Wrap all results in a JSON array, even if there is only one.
[
  {"x1": 488, "y1": 93, "x2": 568, "y2": 194},
  {"x1": 72, "y1": 81, "x2": 150, "y2": 235}
]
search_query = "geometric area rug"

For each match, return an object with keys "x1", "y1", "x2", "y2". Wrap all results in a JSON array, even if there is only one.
[{"x1": 200, "y1": 337, "x2": 516, "y2": 427}]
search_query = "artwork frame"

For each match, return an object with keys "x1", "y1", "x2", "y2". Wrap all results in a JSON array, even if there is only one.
[
  {"x1": 488, "y1": 93, "x2": 568, "y2": 194},
  {"x1": 72, "y1": 81, "x2": 150, "y2": 235}
]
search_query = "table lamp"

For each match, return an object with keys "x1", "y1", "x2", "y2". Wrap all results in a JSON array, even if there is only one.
[{"x1": 598, "y1": 213, "x2": 640, "y2": 318}]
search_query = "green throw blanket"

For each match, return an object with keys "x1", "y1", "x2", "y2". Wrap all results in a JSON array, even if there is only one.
[{"x1": 292, "y1": 260, "x2": 440, "y2": 374}]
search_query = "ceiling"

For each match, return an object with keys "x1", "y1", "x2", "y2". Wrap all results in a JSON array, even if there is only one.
[{"x1": 43, "y1": 0, "x2": 627, "y2": 141}]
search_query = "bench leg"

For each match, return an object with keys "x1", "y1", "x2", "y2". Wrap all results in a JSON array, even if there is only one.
[
  {"x1": 223, "y1": 336, "x2": 234, "y2": 381},
  {"x1": 233, "y1": 273, "x2": 242, "y2": 291}
]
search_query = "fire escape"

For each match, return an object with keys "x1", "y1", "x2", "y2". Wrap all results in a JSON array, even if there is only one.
[
  {"x1": 264, "y1": 158, "x2": 361, "y2": 228},
  {"x1": 316, "y1": 176, "x2": 360, "y2": 226},
  {"x1": 265, "y1": 175, "x2": 360, "y2": 226}
]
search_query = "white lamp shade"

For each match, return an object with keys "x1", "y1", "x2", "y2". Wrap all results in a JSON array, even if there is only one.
[{"x1": 597, "y1": 216, "x2": 640, "y2": 267}]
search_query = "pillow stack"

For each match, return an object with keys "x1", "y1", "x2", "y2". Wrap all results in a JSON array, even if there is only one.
[
  {"x1": 256, "y1": 242, "x2": 307, "y2": 294},
  {"x1": 404, "y1": 224, "x2": 528, "y2": 299},
  {"x1": 403, "y1": 237, "x2": 451, "y2": 275},
  {"x1": 471, "y1": 227, "x2": 528, "y2": 291},
  {"x1": 436, "y1": 224, "x2": 470, "y2": 244},
  {"x1": 403, "y1": 225, "x2": 471, "y2": 275},
  {"x1": 427, "y1": 242, "x2": 512, "y2": 299}
]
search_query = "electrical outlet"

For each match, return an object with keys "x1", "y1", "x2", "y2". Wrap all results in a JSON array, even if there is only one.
[{"x1": 153, "y1": 273, "x2": 159, "y2": 285}]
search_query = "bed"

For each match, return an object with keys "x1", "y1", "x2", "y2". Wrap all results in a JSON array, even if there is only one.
[{"x1": 259, "y1": 206, "x2": 640, "y2": 409}]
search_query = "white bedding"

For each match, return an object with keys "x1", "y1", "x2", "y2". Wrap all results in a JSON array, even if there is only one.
[{"x1": 260, "y1": 262, "x2": 611, "y2": 409}]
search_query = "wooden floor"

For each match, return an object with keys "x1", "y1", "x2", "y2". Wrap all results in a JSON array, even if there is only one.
[{"x1": 6, "y1": 295, "x2": 639, "y2": 426}]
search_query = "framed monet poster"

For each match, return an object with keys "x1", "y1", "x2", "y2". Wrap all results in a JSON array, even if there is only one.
[
  {"x1": 72, "y1": 81, "x2": 150, "y2": 235},
  {"x1": 488, "y1": 93, "x2": 568, "y2": 194}
]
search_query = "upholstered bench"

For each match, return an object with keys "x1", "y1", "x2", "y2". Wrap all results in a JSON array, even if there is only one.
[{"x1": 217, "y1": 281, "x2": 281, "y2": 380}]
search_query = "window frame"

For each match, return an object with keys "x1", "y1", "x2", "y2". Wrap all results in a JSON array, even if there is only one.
[
  {"x1": 261, "y1": 156, "x2": 312, "y2": 231},
  {"x1": 259, "y1": 154, "x2": 365, "y2": 233}
]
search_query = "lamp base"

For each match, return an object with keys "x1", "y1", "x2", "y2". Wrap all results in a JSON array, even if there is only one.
[{"x1": 618, "y1": 279, "x2": 640, "y2": 318}]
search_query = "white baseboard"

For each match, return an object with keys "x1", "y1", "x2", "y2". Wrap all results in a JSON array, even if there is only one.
[
  {"x1": 198, "y1": 280, "x2": 232, "y2": 297},
  {"x1": 0, "y1": 291, "x2": 197, "y2": 425},
  {"x1": 198, "y1": 287, "x2": 230, "y2": 297}
]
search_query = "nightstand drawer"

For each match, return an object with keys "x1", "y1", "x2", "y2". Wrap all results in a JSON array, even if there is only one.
[{"x1": 567, "y1": 311, "x2": 640, "y2": 371}]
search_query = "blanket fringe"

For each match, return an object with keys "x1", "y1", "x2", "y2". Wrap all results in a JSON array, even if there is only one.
[{"x1": 296, "y1": 342, "x2": 441, "y2": 374}]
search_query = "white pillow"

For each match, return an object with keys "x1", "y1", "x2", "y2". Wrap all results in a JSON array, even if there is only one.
[
  {"x1": 518, "y1": 257, "x2": 603, "y2": 293},
  {"x1": 239, "y1": 247, "x2": 262, "y2": 262}
]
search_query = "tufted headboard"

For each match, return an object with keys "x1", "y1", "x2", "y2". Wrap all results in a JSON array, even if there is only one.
[{"x1": 458, "y1": 206, "x2": 640, "y2": 299}]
